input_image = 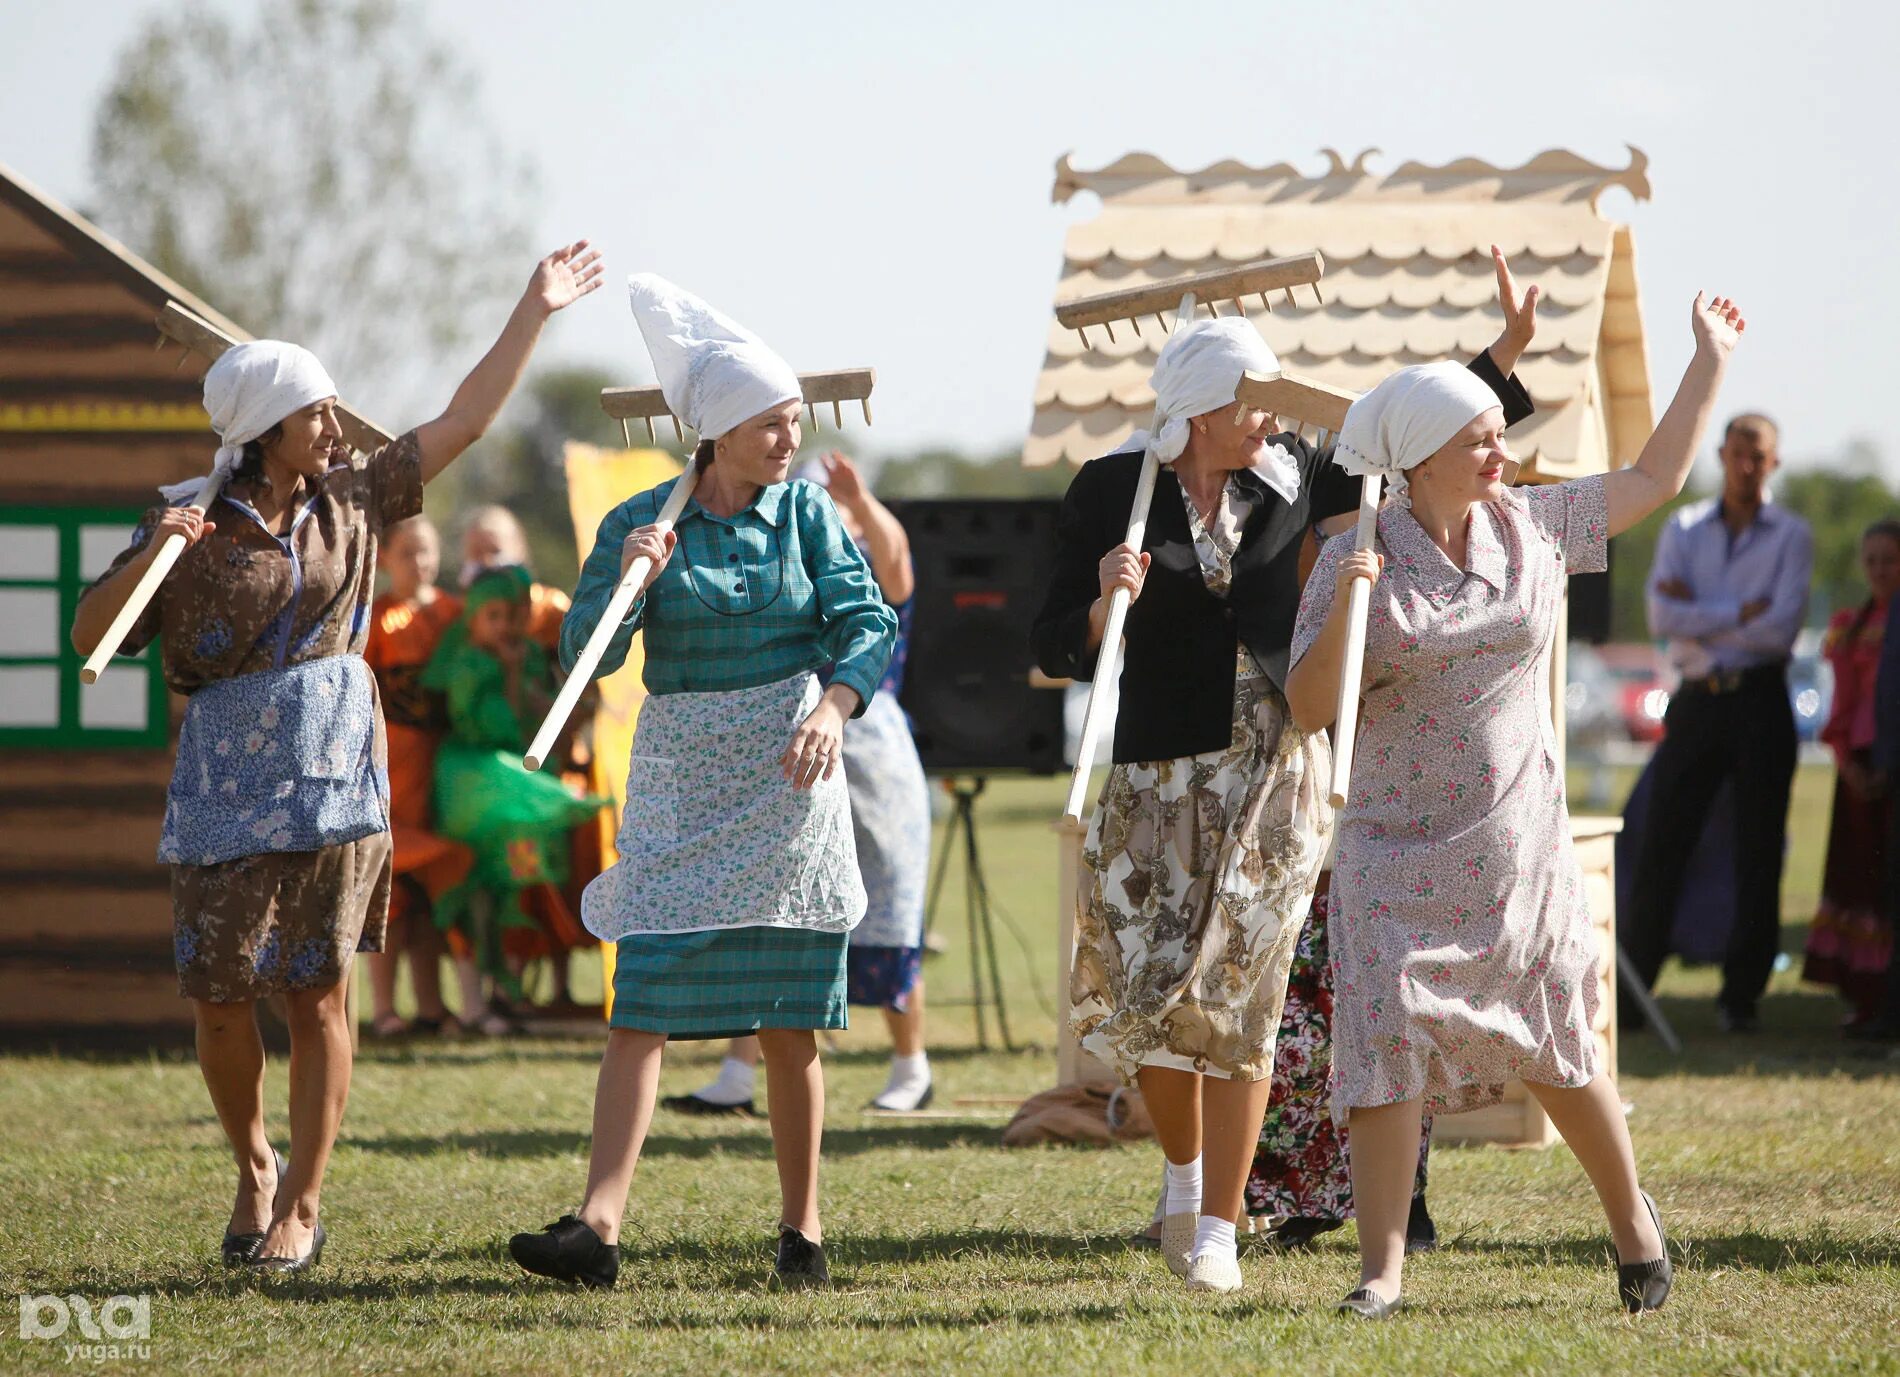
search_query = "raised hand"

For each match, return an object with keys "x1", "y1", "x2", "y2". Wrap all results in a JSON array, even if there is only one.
[
  {"x1": 1692, "y1": 293, "x2": 1746, "y2": 359},
  {"x1": 820, "y1": 450, "x2": 868, "y2": 509},
  {"x1": 526, "y1": 240, "x2": 605, "y2": 317},
  {"x1": 1488, "y1": 244, "x2": 1541, "y2": 376}
]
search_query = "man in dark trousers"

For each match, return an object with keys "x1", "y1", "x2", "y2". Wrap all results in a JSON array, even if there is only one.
[
  {"x1": 1847, "y1": 590, "x2": 1900, "y2": 1042},
  {"x1": 1622, "y1": 413, "x2": 1814, "y2": 1033}
]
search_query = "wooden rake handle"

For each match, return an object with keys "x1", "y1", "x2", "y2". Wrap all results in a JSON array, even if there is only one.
[
  {"x1": 1062, "y1": 448, "x2": 1161, "y2": 822},
  {"x1": 524, "y1": 464, "x2": 701, "y2": 772},
  {"x1": 79, "y1": 469, "x2": 232, "y2": 685},
  {"x1": 1327, "y1": 474, "x2": 1384, "y2": 809}
]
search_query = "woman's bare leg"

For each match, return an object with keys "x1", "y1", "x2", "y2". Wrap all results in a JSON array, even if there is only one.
[
  {"x1": 192, "y1": 998, "x2": 278, "y2": 1237},
  {"x1": 1136, "y1": 1065, "x2": 1204, "y2": 1166},
  {"x1": 1200, "y1": 1073, "x2": 1274, "y2": 1227},
  {"x1": 758, "y1": 1029, "x2": 824, "y2": 1240},
  {"x1": 261, "y1": 978, "x2": 354, "y2": 1258},
  {"x1": 575, "y1": 1028, "x2": 668, "y2": 1245},
  {"x1": 1346, "y1": 1097, "x2": 1424, "y2": 1302},
  {"x1": 881, "y1": 977, "x2": 926, "y2": 1056},
  {"x1": 407, "y1": 917, "x2": 449, "y2": 1022},
  {"x1": 1523, "y1": 1074, "x2": 1663, "y2": 1262}
]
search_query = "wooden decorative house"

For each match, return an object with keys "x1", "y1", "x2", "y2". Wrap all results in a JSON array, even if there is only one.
[
  {"x1": 1032, "y1": 148, "x2": 1658, "y2": 1145},
  {"x1": 0, "y1": 162, "x2": 253, "y2": 1044}
]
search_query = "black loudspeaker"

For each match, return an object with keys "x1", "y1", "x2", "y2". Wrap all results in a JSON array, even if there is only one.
[{"x1": 888, "y1": 498, "x2": 1066, "y2": 775}]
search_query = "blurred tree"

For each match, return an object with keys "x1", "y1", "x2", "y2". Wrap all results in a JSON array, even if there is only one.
[{"x1": 89, "y1": 0, "x2": 534, "y2": 417}]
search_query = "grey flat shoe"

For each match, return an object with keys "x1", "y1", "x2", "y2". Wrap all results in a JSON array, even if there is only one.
[
  {"x1": 1337, "y1": 1287, "x2": 1404, "y2": 1320},
  {"x1": 249, "y1": 1221, "x2": 324, "y2": 1274},
  {"x1": 1617, "y1": 1191, "x2": 1672, "y2": 1313}
]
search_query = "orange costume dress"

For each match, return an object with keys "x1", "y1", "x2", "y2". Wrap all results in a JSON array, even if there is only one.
[{"x1": 365, "y1": 592, "x2": 474, "y2": 926}]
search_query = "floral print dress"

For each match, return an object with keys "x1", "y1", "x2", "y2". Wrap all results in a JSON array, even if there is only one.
[
  {"x1": 90, "y1": 433, "x2": 423, "y2": 1001},
  {"x1": 1291, "y1": 475, "x2": 1610, "y2": 1119},
  {"x1": 1071, "y1": 477, "x2": 1333, "y2": 1083}
]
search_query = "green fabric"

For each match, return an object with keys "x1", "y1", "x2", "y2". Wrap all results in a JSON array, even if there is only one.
[
  {"x1": 463, "y1": 562, "x2": 533, "y2": 614},
  {"x1": 560, "y1": 477, "x2": 896, "y2": 714},
  {"x1": 610, "y1": 926, "x2": 849, "y2": 1036}
]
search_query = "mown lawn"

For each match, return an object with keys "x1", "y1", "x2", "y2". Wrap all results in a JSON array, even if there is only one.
[{"x1": 3, "y1": 767, "x2": 1896, "y2": 1375}]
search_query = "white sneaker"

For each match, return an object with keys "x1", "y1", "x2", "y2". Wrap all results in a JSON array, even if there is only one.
[
  {"x1": 1185, "y1": 1251, "x2": 1243, "y2": 1293},
  {"x1": 1160, "y1": 1211, "x2": 1198, "y2": 1278}
]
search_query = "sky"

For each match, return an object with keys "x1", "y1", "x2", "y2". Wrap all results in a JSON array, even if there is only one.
[{"x1": 4, "y1": 0, "x2": 1898, "y2": 472}]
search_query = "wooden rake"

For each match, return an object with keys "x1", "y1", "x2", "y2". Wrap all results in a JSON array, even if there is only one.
[
  {"x1": 1059, "y1": 256, "x2": 1327, "y2": 823},
  {"x1": 1055, "y1": 252, "x2": 1325, "y2": 348},
  {"x1": 80, "y1": 303, "x2": 392, "y2": 685},
  {"x1": 1235, "y1": 369, "x2": 1370, "y2": 810},
  {"x1": 521, "y1": 367, "x2": 877, "y2": 772}
]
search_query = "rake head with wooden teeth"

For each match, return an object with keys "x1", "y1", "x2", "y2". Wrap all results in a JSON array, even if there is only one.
[
  {"x1": 1054, "y1": 252, "x2": 1326, "y2": 348},
  {"x1": 1234, "y1": 368, "x2": 1358, "y2": 447},
  {"x1": 599, "y1": 368, "x2": 877, "y2": 448}
]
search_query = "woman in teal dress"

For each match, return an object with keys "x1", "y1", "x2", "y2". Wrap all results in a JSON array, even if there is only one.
[{"x1": 507, "y1": 274, "x2": 895, "y2": 1292}]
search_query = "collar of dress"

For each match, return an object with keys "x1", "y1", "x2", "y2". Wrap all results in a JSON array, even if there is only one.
[
  {"x1": 1379, "y1": 497, "x2": 1510, "y2": 600},
  {"x1": 682, "y1": 476, "x2": 793, "y2": 530}
]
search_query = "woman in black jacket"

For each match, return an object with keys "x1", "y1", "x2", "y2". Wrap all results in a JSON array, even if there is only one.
[{"x1": 1032, "y1": 250, "x2": 1536, "y2": 1294}]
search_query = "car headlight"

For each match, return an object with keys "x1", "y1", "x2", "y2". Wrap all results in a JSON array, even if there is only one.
[
  {"x1": 1641, "y1": 689, "x2": 1670, "y2": 720},
  {"x1": 1794, "y1": 688, "x2": 1821, "y2": 718}
]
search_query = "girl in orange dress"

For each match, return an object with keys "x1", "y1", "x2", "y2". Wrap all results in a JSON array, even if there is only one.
[{"x1": 362, "y1": 515, "x2": 471, "y2": 1035}]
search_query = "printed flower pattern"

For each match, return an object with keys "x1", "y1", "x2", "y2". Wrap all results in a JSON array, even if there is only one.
[{"x1": 1289, "y1": 475, "x2": 1611, "y2": 1119}]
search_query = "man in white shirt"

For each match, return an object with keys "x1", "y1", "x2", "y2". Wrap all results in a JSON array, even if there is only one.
[{"x1": 1622, "y1": 413, "x2": 1814, "y2": 1033}]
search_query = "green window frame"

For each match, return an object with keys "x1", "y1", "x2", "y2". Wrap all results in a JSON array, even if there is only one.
[{"x1": 0, "y1": 505, "x2": 169, "y2": 748}]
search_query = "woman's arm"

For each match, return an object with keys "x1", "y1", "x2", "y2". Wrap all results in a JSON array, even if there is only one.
[
  {"x1": 1602, "y1": 295, "x2": 1745, "y2": 538},
  {"x1": 70, "y1": 505, "x2": 210, "y2": 655},
  {"x1": 1285, "y1": 545, "x2": 1384, "y2": 733},
  {"x1": 819, "y1": 451, "x2": 914, "y2": 604},
  {"x1": 415, "y1": 242, "x2": 603, "y2": 483}
]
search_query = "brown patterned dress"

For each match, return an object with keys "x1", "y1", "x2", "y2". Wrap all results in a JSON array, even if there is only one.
[
  {"x1": 89, "y1": 433, "x2": 423, "y2": 1002},
  {"x1": 1071, "y1": 476, "x2": 1334, "y2": 1083}
]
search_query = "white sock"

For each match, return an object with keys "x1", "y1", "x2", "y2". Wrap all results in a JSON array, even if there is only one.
[
  {"x1": 1191, "y1": 1216, "x2": 1237, "y2": 1262},
  {"x1": 872, "y1": 1051, "x2": 932, "y2": 1109},
  {"x1": 1164, "y1": 1155, "x2": 1203, "y2": 1216},
  {"x1": 693, "y1": 1056, "x2": 756, "y2": 1107}
]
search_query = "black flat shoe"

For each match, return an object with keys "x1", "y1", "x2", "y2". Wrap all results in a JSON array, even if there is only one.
[
  {"x1": 1405, "y1": 1192, "x2": 1439, "y2": 1255},
  {"x1": 509, "y1": 1214, "x2": 619, "y2": 1289},
  {"x1": 770, "y1": 1224, "x2": 831, "y2": 1290},
  {"x1": 1266, "y1": 1216, "x2": 1344, "y2": 1251},
  {"x1": 660, "y1": 1092, "x2": 755, "y2": 1117},
  {"x1": 250, "y1": 1221, "x2": 324, "y2": 1273},
  {"x1": 1336, "y1": 1286, "x2": 1403, "y2": 1320},
  {"x1": 220, "y1": 1149, "x2": 287, "y2": 1267},
  {"x1": 1617, "y1": 1191, "x2": 1672, "y2": 1313}
]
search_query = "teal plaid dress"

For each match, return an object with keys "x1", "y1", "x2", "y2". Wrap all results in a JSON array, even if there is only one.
[{"x1": 563, "y1": 474, "x2": 896, "y2": 1036}]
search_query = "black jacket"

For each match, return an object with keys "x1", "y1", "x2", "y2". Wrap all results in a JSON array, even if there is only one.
[{"x1": 1031, "y1": 352, "x2": 1531, "y2": 763}]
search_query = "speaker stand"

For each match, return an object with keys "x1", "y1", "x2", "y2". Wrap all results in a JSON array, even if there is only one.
[{"x1": 923, "y1": 777, "x2": 1017, "y2": 1052}]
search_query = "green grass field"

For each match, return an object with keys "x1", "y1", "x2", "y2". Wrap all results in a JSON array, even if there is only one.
[{"x1": 3, "y1": 765, "x2": 1897, "y2": 1375}]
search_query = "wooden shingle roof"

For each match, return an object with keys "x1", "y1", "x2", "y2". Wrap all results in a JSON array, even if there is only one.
[{"x1": 1027, "y1": 148, "x2": 1656, "y2": 481}]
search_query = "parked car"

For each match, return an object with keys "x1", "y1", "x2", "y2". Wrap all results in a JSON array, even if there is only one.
[
  {"x1": 1564, "y1": 644, "x2": 1628, "y2": 752},
  {"x1": 1595, "y1": 642, "x2": 1673, "y2": 742}
]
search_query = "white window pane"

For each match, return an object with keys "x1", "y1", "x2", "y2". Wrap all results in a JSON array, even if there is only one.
[
  {"x1": 0, "y1": 526, "x2": 59, "y2": 580},
  {"x1": 0, "y1": 665, "x2": 58, "y2": 727},
  {"x1": 81, "y1": 524, "x2": 139, "y2": 581},
  {"x1": 80, "y1": 669, "x2": 149, "y2": 731},
  {"x1": 0, "y1": 588, "x2": 59, "y2": 656}
]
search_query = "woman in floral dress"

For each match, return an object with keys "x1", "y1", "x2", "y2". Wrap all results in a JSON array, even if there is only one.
[
  {"x1": 71, "y1": 243, "x2": 602, "y2": 1270},
  {"x1": 1288, "y1": 293, "x2": 1748, "y2": 1319}
]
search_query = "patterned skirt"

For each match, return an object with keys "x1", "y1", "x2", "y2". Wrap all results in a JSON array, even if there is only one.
[
  {"x1": 842, "y1": 692, "x2": 932, "y2": 949},
  {"x1": 1071, "y1": 659, "x2": 1332, "y2": 1082},
  {"x1": 610, "y1": 926, "x2": 848, "y2": 1038},
  {"x1": 1802, "y1": 770, "x2": 1893, "y2": 1017}
]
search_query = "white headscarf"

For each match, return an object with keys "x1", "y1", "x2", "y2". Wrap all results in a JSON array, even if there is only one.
[
  {"x1": 1334, "y1": 361, "x2": 1502, "y2": 509},
  {"x1": 1126, "y1": 316, "x2": 1301, "y2": 502},
  {"x1": 627, "y1": 273, "x2": 802, "y2": 441},
  {"x1": 161, "y1": 341, "x2": 339, "y2": 504}
]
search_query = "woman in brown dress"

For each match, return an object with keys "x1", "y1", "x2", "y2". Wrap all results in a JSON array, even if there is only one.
[{"x1": 70, "y1": 242, "x2": 602, "y2": 1270}]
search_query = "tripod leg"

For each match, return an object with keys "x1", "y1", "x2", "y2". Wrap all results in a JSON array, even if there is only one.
[
  {"x1": 957, "y1": 795, "x2": 989, "y2": 1051},
  {"x1": 922, "y1": 797, "x2": 958, "y2": 942},
  {"x1": 967, "y1": 834, "x2": 1016, "y2": 1052}
]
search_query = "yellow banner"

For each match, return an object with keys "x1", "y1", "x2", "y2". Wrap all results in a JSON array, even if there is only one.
[{"x1": 562, "y1": 440, "x2": 684, "y2": 1015}]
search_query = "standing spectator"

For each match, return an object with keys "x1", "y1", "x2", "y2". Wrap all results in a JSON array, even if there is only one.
[
  {"x1": 1848, "y1": 556, "x2": 1900, "y2": 1042},
  {"x1": 1622, "y1": 414, "x2": 1814, "y2": 1033},
  {"x1": 1803, "y1": 520, "x2": 1900, "y2": 1026}
]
